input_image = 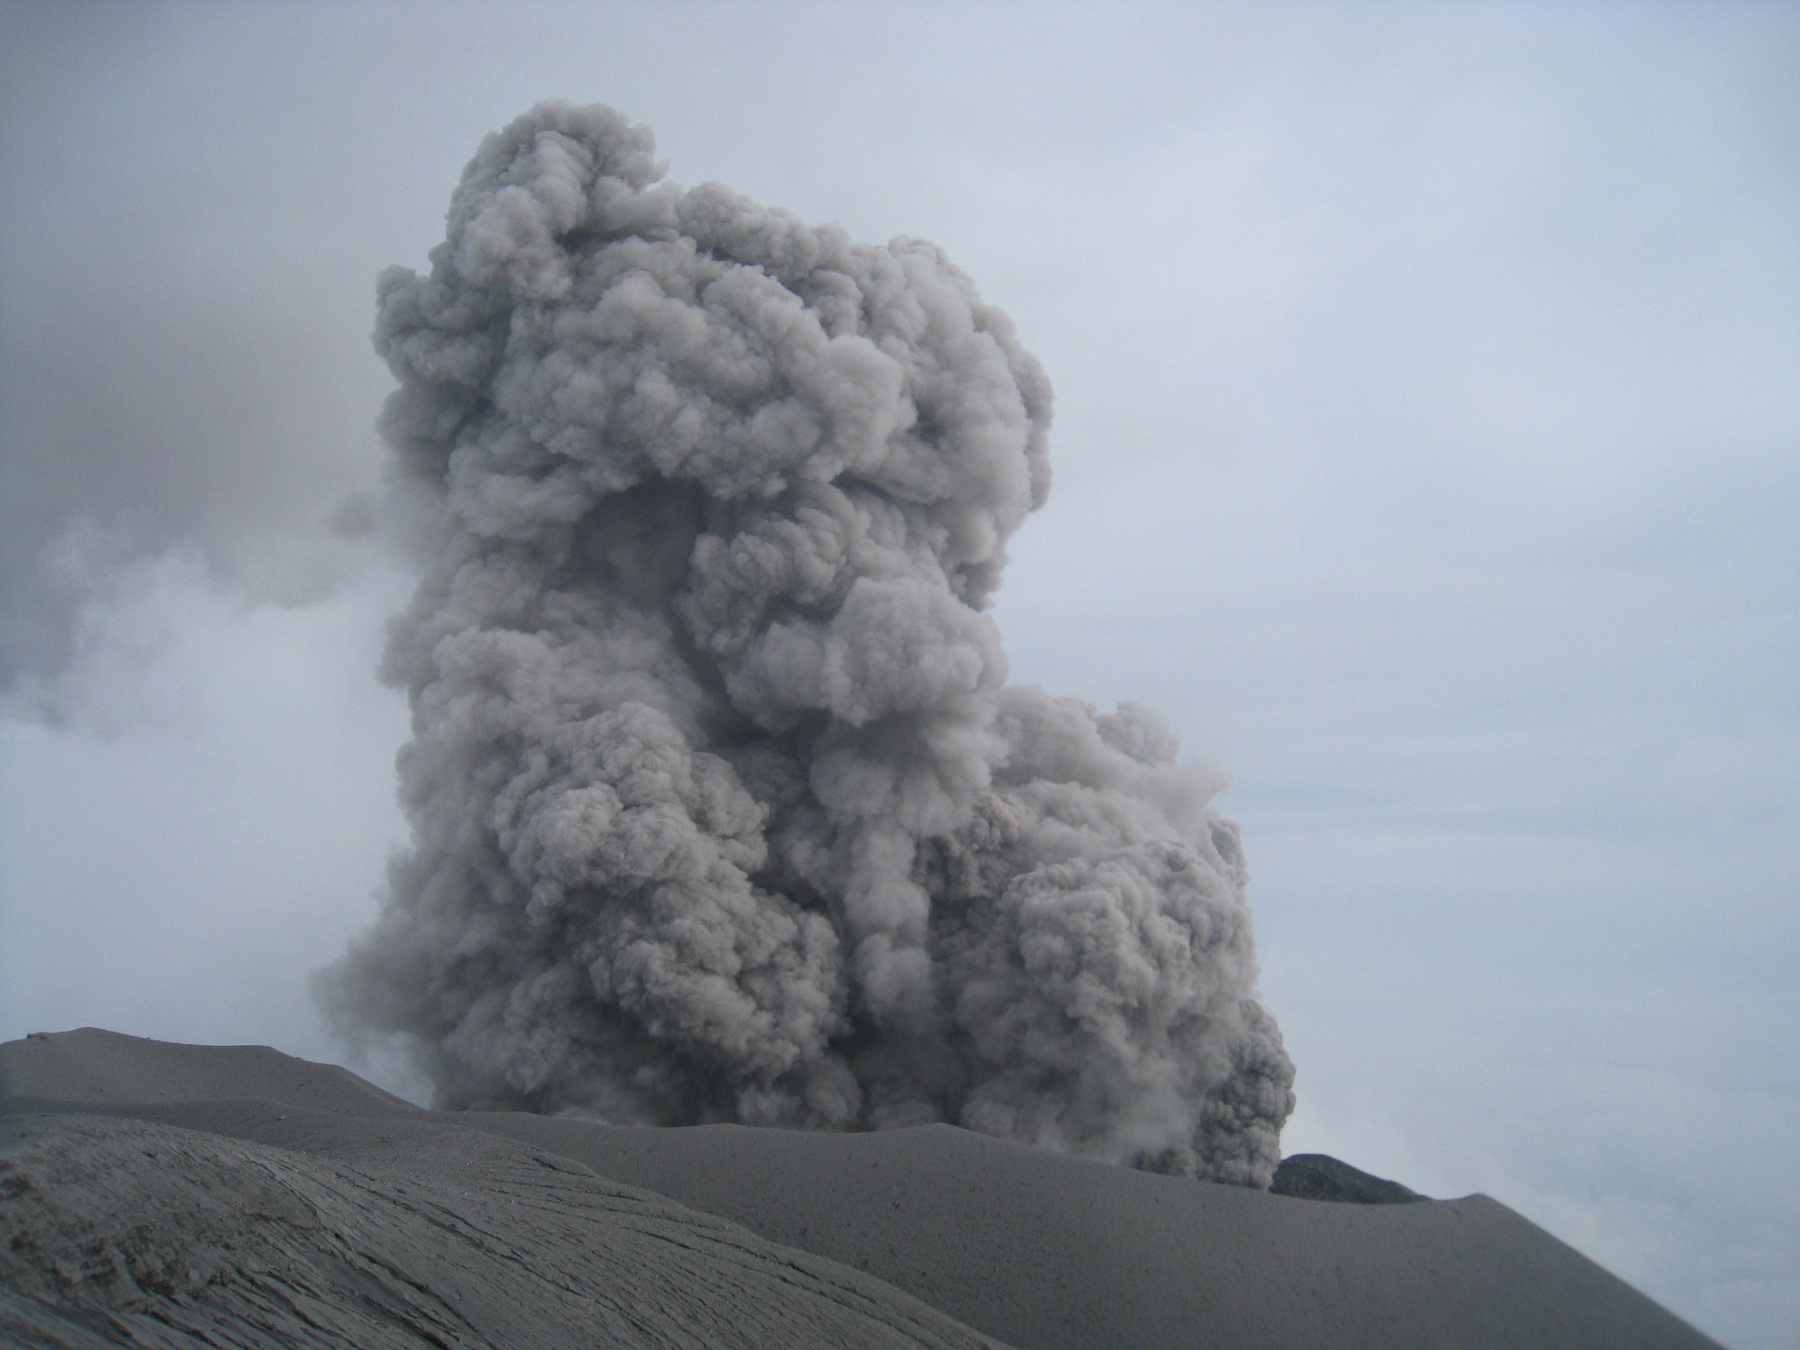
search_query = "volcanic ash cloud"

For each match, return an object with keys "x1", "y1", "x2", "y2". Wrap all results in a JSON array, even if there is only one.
[{"x1": 321, "y1": 101, "x2": 1295, "y2": 1186}]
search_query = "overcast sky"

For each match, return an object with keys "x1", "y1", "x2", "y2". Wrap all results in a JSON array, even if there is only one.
[{"x1": 1, "y1": 3, "x2": 1795, "y2": 1346}]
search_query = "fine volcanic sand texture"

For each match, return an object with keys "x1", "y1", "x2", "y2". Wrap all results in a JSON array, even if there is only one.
[
  {"x1": 462, "y1": 1112, "x2": 1725, "y2": 1350},
  {"x1": 0, "y1": 1031, "x2": 1723, "y2": 1350},
  {"x1": 0, "y1": 1028, "x2": 416, "y2": 1116},
  {"x1": 0, "y1": 1107, "x2": 1007, "y2": 1350}
]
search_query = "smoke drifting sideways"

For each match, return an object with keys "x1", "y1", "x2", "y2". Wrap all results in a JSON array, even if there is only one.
[{"x1": 319, "y1": 102, "x2": 1295, "y2": 1186}]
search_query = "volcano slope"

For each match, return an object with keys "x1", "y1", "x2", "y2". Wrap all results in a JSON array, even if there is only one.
[{"x1": 2, "y1": 1029, "x2": 1722, "y2": 1350}]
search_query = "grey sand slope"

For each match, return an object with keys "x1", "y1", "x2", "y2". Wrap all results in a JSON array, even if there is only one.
[
  {"x1": 3, "y1": 1030, "x2": 1723, "y2": 1350},
  {"x1": 2, "y1": 1032, "x2": 1007, "y2": 1350},
  {"x1": 468, "y1": 1110, "x2": 1722, "y2": 1350}
]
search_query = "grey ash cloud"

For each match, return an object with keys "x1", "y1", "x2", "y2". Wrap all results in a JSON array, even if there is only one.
[{"x1": 319, "y1": 102, "x2": 1293, "y2": 1185}]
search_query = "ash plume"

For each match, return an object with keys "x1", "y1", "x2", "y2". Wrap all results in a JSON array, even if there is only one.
[{"x1": 321, "y1": 101, "x2": 1294, "y2": 1186}]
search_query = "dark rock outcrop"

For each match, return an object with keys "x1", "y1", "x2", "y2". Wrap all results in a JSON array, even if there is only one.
[{"x1": 1271, "y1": 1152, "x2": 1429, "y2": 1204}]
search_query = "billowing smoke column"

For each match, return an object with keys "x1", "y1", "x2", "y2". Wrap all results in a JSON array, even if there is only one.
[{"x1": 322, "y1": 102, "x2": 1295, "y2": 1186}]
